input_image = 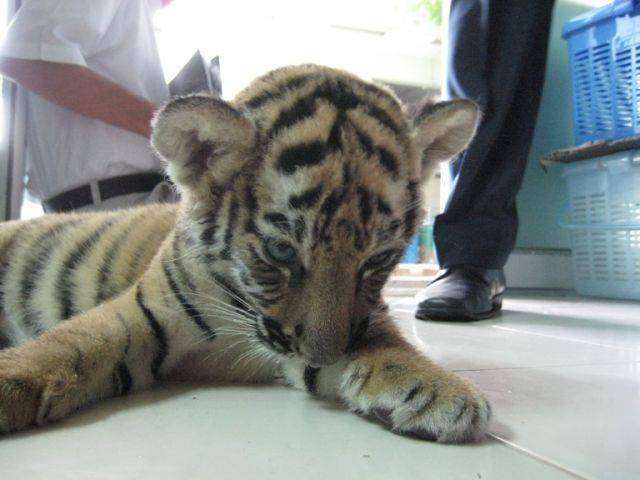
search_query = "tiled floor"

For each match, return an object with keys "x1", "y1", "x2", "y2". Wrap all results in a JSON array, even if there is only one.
[{"x1": 1, "y1": 290, "x2": 638, "y2": 480}]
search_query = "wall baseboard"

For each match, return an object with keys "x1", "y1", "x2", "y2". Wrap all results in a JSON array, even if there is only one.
[{"x1": 505, "y1": 248, "x2": 574, "y2": 290}]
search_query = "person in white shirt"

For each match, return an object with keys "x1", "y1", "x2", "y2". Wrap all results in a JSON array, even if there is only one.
[{"x1": 0, "y1": 0, "x2": 177, "y2": 212}]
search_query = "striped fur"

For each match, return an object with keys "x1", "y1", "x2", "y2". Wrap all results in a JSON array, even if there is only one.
[{"x1": 0, "y1": 65, "x2": 489, "y2": 442}]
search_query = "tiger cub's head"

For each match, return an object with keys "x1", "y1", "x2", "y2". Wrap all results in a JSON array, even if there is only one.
[{"x1": 152, "y1": 65, "x2": 479, "y2": 367}]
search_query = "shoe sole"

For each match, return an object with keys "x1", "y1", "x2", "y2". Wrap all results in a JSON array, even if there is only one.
[{"x1": 415, "y1": 294, "x2": 503, "y2": 322}]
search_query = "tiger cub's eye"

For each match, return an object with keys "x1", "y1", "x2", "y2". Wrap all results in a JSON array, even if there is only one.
[{"x1": 264, "y1": 238, "x2": 298, "y2": 264}]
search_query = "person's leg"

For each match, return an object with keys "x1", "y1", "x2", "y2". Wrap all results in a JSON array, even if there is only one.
[
  {"x1": 417, "y1": 0, "x2": 555, "y2": 320},
  {"x1": 437, "y1": 0, "x2": 555, "y2": 268}
]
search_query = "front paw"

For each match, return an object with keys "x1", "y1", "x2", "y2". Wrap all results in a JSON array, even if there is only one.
[
  {"x1": 0, "y1": 349, "x2": 77, "y2": 434},
  {"x1": 340, "y1": 351, "x2": 491, "y2": 443},
  {"x1": 0, "y1": 352, "x2": 43, "y2": 433}
]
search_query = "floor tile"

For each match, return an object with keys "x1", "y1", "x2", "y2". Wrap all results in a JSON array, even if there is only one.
[
  {"x1": 1, "y1": 289, "x2": 636, "y2": 479},
  {"x1": 496, "y1": 290, "x2": 640, "y2": 352},
  {"x1": 0, "y1": 385, "x2": 577, "y2": 480},
  {"x1": 464, "y1": 363, "x2": 640, "y2": 480},
  {"x1": 387, "y1": 297, "x2": 640, "y2": 372}
]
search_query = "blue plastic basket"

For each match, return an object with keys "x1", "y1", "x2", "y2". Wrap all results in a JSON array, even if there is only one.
[
  {"x1": 559, "y1": 150, "x2": 640, "y2": 300},
  {"x1": 402, "y1": 235, "x2": 420, "y2": 263},
  {"x1": 563, "y1": 0, "x2": 640, "y2": 145}
]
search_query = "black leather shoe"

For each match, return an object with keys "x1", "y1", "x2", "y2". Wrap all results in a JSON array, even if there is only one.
[{"x1": 415, "y1": 266, "x2": 506, "y2": 321}]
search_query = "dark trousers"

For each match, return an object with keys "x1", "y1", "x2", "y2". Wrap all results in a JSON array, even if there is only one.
[{"x1": 434, "y1": 0, "x2": 555, "y2": 269}]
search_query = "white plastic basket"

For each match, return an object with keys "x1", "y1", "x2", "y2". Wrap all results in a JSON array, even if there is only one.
[{"x1": 561, "y1": 150, "x2": 640, "y2": 300}]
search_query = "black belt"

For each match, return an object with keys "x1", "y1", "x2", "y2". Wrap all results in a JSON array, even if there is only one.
[{"x1": 43, "y1": 173, "x2": 165, "y2": 213}]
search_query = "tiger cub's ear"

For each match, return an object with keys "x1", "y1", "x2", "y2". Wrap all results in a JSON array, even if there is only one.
[
  {"x1": 412, "y1": 99, "x2": 480, "y2": 182},
  {"x1": 151, "y1": 95, "x2": 258, "y2": 190}
]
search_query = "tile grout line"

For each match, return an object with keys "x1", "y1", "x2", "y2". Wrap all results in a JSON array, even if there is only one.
[
  {"x1": 452, "y1": 360, "x2": 640, "y2": 373},
  {"x1": 390, "y1": 307, "x2": 640, "y2": 355},
  {"x1": 491, "y1": 325, "x2": 640, "y2": 352},
  {"x1": 488, "y1": 432, "x2": 590, "y2": 480}
]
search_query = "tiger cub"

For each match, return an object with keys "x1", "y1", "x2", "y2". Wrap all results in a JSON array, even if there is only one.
[{"x1": 0, "y1": 64, "x2": 489, "y2": 442}]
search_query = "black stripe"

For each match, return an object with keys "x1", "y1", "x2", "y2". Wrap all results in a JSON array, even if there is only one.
[
  {"x1": 208, "y1": 271, "x2": 255, "y2": 315},
  {"x1": 416, "y1": 391, "x2": 439, "y2": 417},
  {"x1": 347, "y1": 315, "x2": 370, "y2": 352},
  {"x1": 255, "y1": 277, "x2": 284, "y2": 288},
  {"x1": 388, "y1": 219, "x2": 401, "y2": 234},
  {"x1": 0, "y1": 326, "x2": 11, "y2": 349},
  {"x1": 327, "y1": 112, "x2": 345, "y2": 153},
  {"x1": 362, "y1": 103, "x2": 403, "y2": 136},
  {"x1": 239, "y1": 269, "x2": 255, "y2": 289},
  {"x1": 377, "y1": 146, "x2": 399, "y2": 177},
  {"x1": 403, "y1": 181, "x2": 420, "y2": 240},
  {"x1": 276, "y1": 141, "x2": 327, "y2": 175},
  {"x1": 404, "y1": 385, "x2": 422, "y2": 403},
  {"x1": 264, "y1": 213, "x2": 291, "y2": 233},
  {"x1": 294, "y1": 217, "x2": 306, "y2": 244},
  {"x1": 268, "y1": 94, "x2": 318, "y2": 138},
  {"x1": 172, "y1": 237, "x2": 197, "y2": 292},
  {"x1": 357, "y1": 187, "x2": 373, "y2": 225},
  {"x1": 335, "y1": 219, "x2": 363, "y2": 250},
  {"x1": 58, "y1": 220, "x2": 114, "y2": 321},
  {"x1": 201, "y1": 223, "x2": 218, "y2": 245},
  {"x1": 354, "y1": 126, "x2": 400, "y2": 178},
  {"x1": 201, "y1": 193, "x2": 225, "y2": 245},
  {"x1": 254, "y1": 322, "x2": 271, "y2": 349},
  {"x1": 325, "y1": 79, "x2": 360, "y2": 110},
  {"x1": 253, "y1": 292, "x2": 283, "y2": 308},
  {"x1": 244, "y1": 75, "x2": 313, "y2": 110},
  {"x1": 337, "y1": 219, "x2": 356, "y2": 237},
  {"x1": 342, "y1": 162, "x2": 352, "y2": 185},
  {"x1": 220, "y1": 197, "x2": 239, "y2": 259},
  {"x1": 362, "y1": 268, "x2": 396, "y2": 303},
  {"x1": 304, "y1": 366, "x2": 320, "y2": 394},
  {"x1": 353, "y1": 226, "x2": 365, "y2": 251},
  {"x1": 163, "y1": 262, "x2": 216, "y2": 340},
  {"x1": 264, "y1": 79, "x2": 404, "y2": 161},
  {"x1": 262, "y1": 316, "x2": 291, "y2": 353},
  {"x1": 288, "y1": 184, "x2": 323, "y2": 209},
  {"x1": 377, "y1": 196, "x2": 392, "y2": 215},
  {"x1": 320, "y1": 189, "x2": 344, "y2": 219},
  {"x1": 113, "y1": 362, "x2": 133, "y2": 396},
  {"x1": 0, "y1": 224, "x2": 29, "y2": 308},
  {"x1": 244, "y1": 182, "x2": 259, "y2": 234},
  {"x1": 95, "y1": 221, "x2": 136, "y2": 304},
  {"x1": 266, "y1": 81, "x2": 356, "y2": 141},
  {"x1": 261, "y1": 78, "x2": 402, "y2": 173},
  {"x1": 20, "y1": 221, "x2": 78, "y2": 332},
  {"x1": 244, "y1": 181, "x2": 258, "y2": 213},
  {"x1": 350, "y1": 76, "x2": 407, "y2": 136},
  {"x1": 317, "y1": 188, "x2": 347, "y2": 241},
  {"x1": 135, "y1": 284, "x2": 168, "y2": 379},
  {"x1": 125, "y1": 233, "x2": 157, "y2": 282},
  {"x1": 247, "y1": 74, "x2": 403, "y2": 140},
  {"x1": 354, "y1": 126, "x2": 375, "y2": 156},
  {"x1": 113, "y1": 312, "x2": 133, "y2": 394}
]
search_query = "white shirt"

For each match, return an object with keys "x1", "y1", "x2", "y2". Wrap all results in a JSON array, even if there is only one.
[{"x1": 0, "y1": 0, "x2": 169, "y2": 199}]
